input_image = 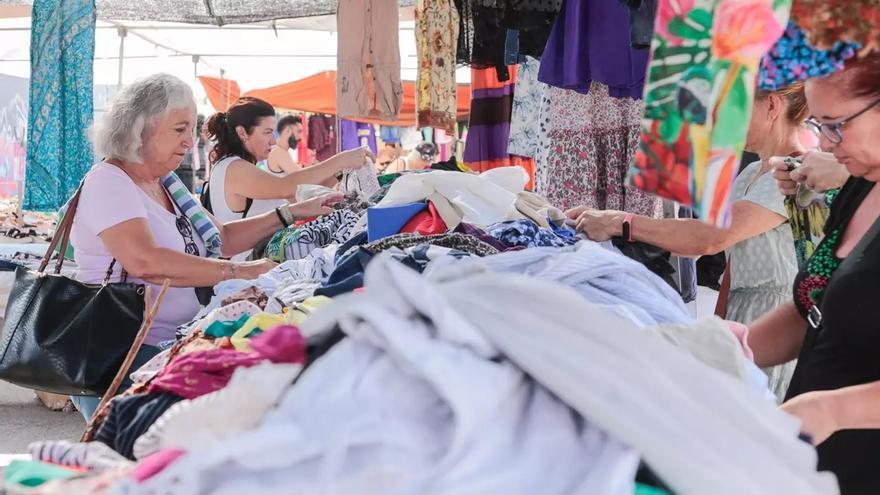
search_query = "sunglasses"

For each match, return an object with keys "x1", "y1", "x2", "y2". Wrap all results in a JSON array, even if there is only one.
[{"x1": 175, "y1": 215, "x2": 200, "y2": 256}]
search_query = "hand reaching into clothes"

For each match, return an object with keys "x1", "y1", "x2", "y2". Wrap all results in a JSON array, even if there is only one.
[
  {"x1": 781, "y1": 390, "x2": 840, "y2": 446},
  {"x1": 770, "y1": 151, "x2": 849, "y2": 195},
  {"x1": 235, "y1": 259, "x2": 278, "y2": 280},
  {"x1": 574, "y1": 209, "x2": 626, "y2": 242},
  {"x1": 564, "y1": 205, "x2": 589, "y2": 220},
  {"x1": 289, "y1": 192, "x2": 344, "y2": 219},
  {"x1": 337, "y1": 146, "x2": 377, "y2": 171}
]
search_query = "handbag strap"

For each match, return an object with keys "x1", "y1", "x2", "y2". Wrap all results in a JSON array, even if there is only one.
[
  {"x1": 42, "y1": 181, "x2": 130, "y2": 281},
  {"x1": 714, "y1": 260, "x2": 731, "y2": 318},
  {"x1": 40, "y1": 184, "x2": 83, "y2": 274}
]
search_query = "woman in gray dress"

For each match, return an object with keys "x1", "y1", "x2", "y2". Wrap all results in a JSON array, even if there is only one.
[{"x1": 568, "y1": 83, "x2": 809, "y2": 401}]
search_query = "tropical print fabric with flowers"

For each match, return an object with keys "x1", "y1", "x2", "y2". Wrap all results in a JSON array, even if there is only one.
[{"x1": 628, "y1": 0, "x2": 792, "y2": 225}]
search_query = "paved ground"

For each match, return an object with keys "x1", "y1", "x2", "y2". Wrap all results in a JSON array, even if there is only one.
[{"x1": 0, "y1": 381, "x2": 83, "y2": 462}]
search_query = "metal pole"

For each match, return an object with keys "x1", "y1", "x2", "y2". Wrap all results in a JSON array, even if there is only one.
[{"x1": 116, "y1": 27, "x2": 127, "y2": 88}]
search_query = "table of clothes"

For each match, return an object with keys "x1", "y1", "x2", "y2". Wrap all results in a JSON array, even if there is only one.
[{"x1": 1, "y1": 168, "x2": 839, "y2": 495}]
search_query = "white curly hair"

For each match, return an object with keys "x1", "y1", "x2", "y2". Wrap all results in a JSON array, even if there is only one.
[{"x1": 90, "y1": 73, "x2": 195, "y2": 164}]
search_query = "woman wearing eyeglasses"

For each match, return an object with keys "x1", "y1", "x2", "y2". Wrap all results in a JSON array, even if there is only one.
[
  {"x1": 568, "y1": 83, "x2": 809, "y2": 401},
  {"x1": 68, "y1": 74, "x2": 344, "y2": 421},
  {"x1": 746, "y1": 52, "x2": 880, "y2": 494}
]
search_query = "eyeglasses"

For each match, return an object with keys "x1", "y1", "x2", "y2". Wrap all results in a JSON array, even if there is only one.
[
  {"x1": 805, "y1": 99, "x2": 880, "y2": 144},
  {"x1": 175, "y1": 215, "x2": 200, "y2": 256}
]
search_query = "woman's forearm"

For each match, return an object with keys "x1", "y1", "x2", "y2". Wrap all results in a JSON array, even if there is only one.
[
  {"x1": 747, "y1": 301, "x2": 807, "y2": 367},
  {"x1": 282, "y1": 154, "x2": 344, "y2": 190},
  {"x1": 630, "y1": 216, "x2": 727, "y2": 257},
  {"x1": 829, "y1": 381, "x2": 880, "y2": 430},
  {"x1": 130, "y1": 247, "x2": 232, "y2": 287},
  {"x1": 220, "y1": 209, "x2": 285, "y2": 257}
]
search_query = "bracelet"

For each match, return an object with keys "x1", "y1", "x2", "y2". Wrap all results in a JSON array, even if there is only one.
[
  {"x1": 221, "y1": 261, "x2": 237, "y2": 280},
  {"x1": 622, "y1": 213, "x2": 635, "y2": 242},
  {"x1": 275, "y1": 206, "x2": 291, "y2": 227},
  {"x1": 278, "y1": 204, "x2": 296, "y2": 226}
]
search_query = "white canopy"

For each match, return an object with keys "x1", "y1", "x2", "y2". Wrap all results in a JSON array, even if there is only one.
[
  {"x1": 0, "y1": 3, "x2": 470, "y2": 113},
  {"x1": 1, "y1": 0, "x2": 415, "y2": 25}
]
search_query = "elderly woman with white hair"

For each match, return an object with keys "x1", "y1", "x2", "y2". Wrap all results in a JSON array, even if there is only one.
[{"x1": 68, "y1": 73, "x2": 341, "y2": 420}]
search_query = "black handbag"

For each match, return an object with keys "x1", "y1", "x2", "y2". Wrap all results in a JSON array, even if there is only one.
[{"x1": 0, "y1": 184, "x2": 147, "y2": 396}]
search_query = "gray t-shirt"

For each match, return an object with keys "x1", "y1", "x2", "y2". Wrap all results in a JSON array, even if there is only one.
[{"x1": 726, "y1": 161, "x2": 798, "y2": 292}]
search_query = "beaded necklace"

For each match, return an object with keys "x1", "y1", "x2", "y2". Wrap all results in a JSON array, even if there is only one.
[{"x1": 796, "y1": 228, "x2": 843, "y2": 312}]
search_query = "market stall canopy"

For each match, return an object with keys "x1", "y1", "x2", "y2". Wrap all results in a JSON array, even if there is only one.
[
  {"x1": 0, "y1": 0, "x2": 415, "y2": 25},
  {"x1": 199, "y1": 71, "x2": 472, "y2": 127},
  {"x1": 0, "y1": 10, "x2": 470, "y2": 95}
]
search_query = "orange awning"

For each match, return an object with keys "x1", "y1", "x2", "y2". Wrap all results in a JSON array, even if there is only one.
[
  {"x1": 197, "y1": 76, "x2": 241, "y2": 113},
  {"x1": 199, "y1": 71, "x2": 470, "y2": 127}
]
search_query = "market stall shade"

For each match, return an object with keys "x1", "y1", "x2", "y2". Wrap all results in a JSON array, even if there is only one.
[
  {"x1": 199, "y1": 71, "x2": 472, "y2": 128},
  {"x1": 1, "y1": 0, "x2": 416, "y2": 26}
]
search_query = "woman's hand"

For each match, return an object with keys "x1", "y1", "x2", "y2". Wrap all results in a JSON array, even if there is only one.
[
  {"x1": 770, "y1": 151, "x2": 849, "y2": 195},
  {"x1": 575, "y1": 209, "x2": 626, "y2": 242},
  {"x1": 289, "y1": 192, "x2": 344, "y2": 219},
  {"x1": 564, "y1": 205, "x2": 589, "y2": 220},
  {"x1": 235, "y1": 259, "x2": 278, "y2": 280},
  {"x1": 781, "y1": 391, "x2": 840, "y2": 445},
  {"x1": 337, "y1": 146, "x2": 377, "y2": 171}
]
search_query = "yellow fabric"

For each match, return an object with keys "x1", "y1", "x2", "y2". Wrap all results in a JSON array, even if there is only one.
[
  {"x1": 284, "y1": 296, "x2": 333, "y2": 326},
  {"x1": 230, "y1": 313, "x2": 288, "y2": 352},
  {"x1": 228, "y1": 297, "x2": 334, "y2": 351}
]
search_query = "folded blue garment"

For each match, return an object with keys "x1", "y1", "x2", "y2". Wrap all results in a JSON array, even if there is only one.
[{"x1": 366, "y1": 202, "x2": 427, "y2": 242}]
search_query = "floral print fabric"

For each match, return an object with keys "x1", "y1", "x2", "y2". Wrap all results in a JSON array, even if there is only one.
[
  {"x1": 759, "y1": 21, "x2": 860, "y2": 91},
  {"x1": 628, "y1": 0, "x2": 791, "y2": 225},
  {"x1": 543, "y1": 83, "x2": 662, "y2": 216},
  {"x1": 507, "y1": 56, "x2": 550, "y2": 158},
  {"x1": 416, "y1": 0, "x2": 460, "y2": 132},
  {"x1": 790, "y1": 0, "x2": 880, "y2": 52},
  {"x1": 485, "y1": 219, "x2": 576, "y2": 249}
]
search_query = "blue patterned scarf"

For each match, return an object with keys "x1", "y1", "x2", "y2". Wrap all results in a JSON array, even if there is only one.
[
  {"x1": 59, "y1": 172, "x2": 223, "y2": 258},
  {"x1": 162, "y1": 173, "x2": 223, "y2": 258}
]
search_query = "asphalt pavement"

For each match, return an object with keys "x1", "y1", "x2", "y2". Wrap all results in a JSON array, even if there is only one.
[{"x1": 0, "y1": 381, "x2": 83, "y2": 465}]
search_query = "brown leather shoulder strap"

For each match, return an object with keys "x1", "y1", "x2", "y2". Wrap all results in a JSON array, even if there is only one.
[
  {"x1": 714, "y1": 260, "x2": 731, "y2": 318},
  {"x1": 40, "y1": 184, "x2": 83, "y2": 274}
]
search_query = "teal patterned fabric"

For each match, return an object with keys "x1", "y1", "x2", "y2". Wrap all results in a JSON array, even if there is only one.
[{"x1": 25, "y1": 0, "x2": 96, "y2": 211}]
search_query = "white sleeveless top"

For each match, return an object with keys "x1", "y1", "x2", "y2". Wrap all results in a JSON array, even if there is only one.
[
  {"x1": 209, "y1": 156, "x2": 286, "y2": 223},
  {"x1": 209, "y1": 156, "x2": 286, "y2": 260}
]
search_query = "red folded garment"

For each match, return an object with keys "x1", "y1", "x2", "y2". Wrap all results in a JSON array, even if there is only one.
[{"x1": 400, "y1": 202, "x2": 448, "y2": 235}]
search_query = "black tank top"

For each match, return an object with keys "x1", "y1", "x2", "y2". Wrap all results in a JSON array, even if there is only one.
[{"x1": 787, "y1": 177, "x2": 880, "y2": 494}]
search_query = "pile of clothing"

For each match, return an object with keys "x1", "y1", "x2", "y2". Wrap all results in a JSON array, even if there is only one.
[{"x1": 1, "y1": 169, "x2": 838, "y2": 495}]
